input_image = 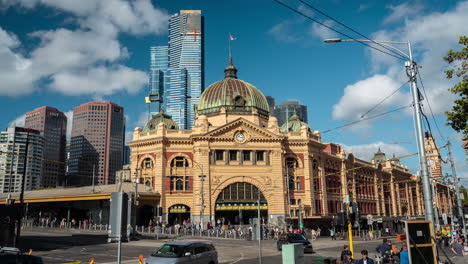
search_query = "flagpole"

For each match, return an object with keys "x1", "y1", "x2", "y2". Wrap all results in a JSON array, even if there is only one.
[{"x1": 228, "y1": 33, "x2": 232, "y2": 60}]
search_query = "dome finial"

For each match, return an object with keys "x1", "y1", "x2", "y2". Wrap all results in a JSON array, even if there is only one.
[{"x1": 224, "y1": 55, "x2": 238, "y2": 79}]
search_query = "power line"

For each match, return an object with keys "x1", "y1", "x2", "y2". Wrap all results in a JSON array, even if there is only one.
[
  {"x1": 416, "y1": 67, "x2": 446, "y2": 141},
  {"x1": 297, "y1": 0, "x2": 408, "y2": 60},
  {"x1": 322, "y1": 104, "x2": 412, "y2": 134},
  {"x1": 360, "y1": 81, "x2": 409, "y2": 118},
  {"x1": 272, "y1": 0, "x2": 407, "y2": 61}
]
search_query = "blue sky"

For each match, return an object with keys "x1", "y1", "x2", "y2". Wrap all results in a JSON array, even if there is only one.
[{"x1": 0, "y1": 0, "x2": 467, "y2": 183}]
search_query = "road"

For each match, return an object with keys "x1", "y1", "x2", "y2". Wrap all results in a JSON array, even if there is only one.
[{"x1": 16, "y1": 228, "x2": 460, "y2": 264}]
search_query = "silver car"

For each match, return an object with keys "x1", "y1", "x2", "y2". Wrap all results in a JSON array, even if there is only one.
[{"x1": 145, "y1": 240, "x2": 218, "y2": 264}]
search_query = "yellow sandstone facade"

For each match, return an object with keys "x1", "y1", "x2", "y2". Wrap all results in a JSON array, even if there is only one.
[{"x1": 128, "y1": 60, "x2": 449, "y2": 227}]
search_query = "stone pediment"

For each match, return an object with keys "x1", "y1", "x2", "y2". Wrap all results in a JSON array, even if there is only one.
[{"x1": 198, "y1": 118, "x2": 283, "y2": 141}]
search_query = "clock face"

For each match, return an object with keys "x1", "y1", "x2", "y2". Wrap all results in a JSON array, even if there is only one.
[{"x1": 236, "y1": 133, "x2": 245, "y2": 142}]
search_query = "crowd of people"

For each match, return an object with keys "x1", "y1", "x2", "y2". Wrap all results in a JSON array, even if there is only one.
[{"x1": 340, "y1": 238, "x2": 409, "y2": 264}]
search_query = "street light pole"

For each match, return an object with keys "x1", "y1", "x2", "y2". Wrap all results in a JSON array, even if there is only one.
[
  {"x1": 192, "y1": 160, "x2": 206, "y2": 230},
  {"x1": 448, "y1": 140, "x2": 466, "y2": 233},
  {"x1": 324, "y1": 38, "x2": 435, "y2": 222}
]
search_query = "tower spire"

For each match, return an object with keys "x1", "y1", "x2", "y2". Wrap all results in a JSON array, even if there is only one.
[{"x1": 225, "y1": 33, "x2": 238, "y2": 79}]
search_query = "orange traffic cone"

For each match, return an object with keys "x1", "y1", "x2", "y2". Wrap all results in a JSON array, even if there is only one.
[{"x1": 139, "y1": 255, "x2": 144, "y2": 264}]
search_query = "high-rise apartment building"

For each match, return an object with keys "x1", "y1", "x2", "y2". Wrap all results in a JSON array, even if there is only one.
[
  {"x1": 273, "y1": 101, "x2": 308, "y2": 127},
  {"x1": 0, "y1": 127, "x2": 44, "y2": 193},
  {"x1": 67, "y1": 102, "x2": 125, "y2": 186},
  {"x1": 147, "y1": 10, "x2": 204, "y2": 129},
  {"x1": 24, "y1": 106, "x2": 67, "y2": 187},
  {"x1": 148, "y1": 46, "x2": 169, "y2": 115}
]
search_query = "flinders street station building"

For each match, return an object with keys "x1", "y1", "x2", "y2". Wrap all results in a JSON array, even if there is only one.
[{"x1": 128, "y1": 59, "x2": 452, "y2": 228}]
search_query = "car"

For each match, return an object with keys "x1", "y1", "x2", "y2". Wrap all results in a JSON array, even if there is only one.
[
  {"x1": 145, "y1": 240, "x2": 218, "y2": 264},
  {"x1": 0, "y1": 247, "x2": 44, "y2": 264},
  {"x1": 276, "y1": 233, "x2": 315, "y2": 253}
]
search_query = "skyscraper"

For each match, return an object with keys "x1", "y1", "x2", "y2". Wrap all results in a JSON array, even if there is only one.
[
  {"x1": 0, "y1": 127, "x2": 44, "y2": 193},
  {"x1": 273, "y1": 101, "x2": 308, "y2": 127},
  {"x1": 147, "y1": 10, "x2": 204, "y2": 130},
  {"x1": 24, "y1": 106, "x2": 67, "y2": 187},
  {"x1": 67, "y1": 102, "x2": 125, "y2": 186},
  {"x1": 148, "y1": 46, "x2": 168, "y2": 116},
  {"x1": 265, "y1": 96, "x2": 276, "y2": 116}
]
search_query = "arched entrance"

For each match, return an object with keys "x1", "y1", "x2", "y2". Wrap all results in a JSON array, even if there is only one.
[
  {"x1": 168, "y1": 204, "x2": 190, "y2": 225},
  {"x1": 215, "y1": 182, "x2": 268, "y2": 226}
]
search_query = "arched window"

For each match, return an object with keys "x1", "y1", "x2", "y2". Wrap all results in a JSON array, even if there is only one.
[
  {"x1": 142, "y1": 158, "x2": 153, "y2": 169},
  {"x1": 285, "y1": 157, "x2": 299, "y2": 168},
  {"x1": 234, "y1": 96, "x2": 246, "y2": 108},
  {"x1": 171, "y1": 156, "x2": 189, "y2": 167}
]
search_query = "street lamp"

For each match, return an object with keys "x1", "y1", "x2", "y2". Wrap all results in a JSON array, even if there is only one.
[
  {"x1": 191, "y1": 160, "x2": 206, "y2": 230},
  {"x1": 324, "y1": 38, "x2": 435, "y2": 223}
]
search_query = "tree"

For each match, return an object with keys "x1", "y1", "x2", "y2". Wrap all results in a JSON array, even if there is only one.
[
  {"x1": 460, "y1": 185, "x2": 468, "y2": 205},
  {"x1": 444, "y1": 36, "x2": 468, "y2": 137}
]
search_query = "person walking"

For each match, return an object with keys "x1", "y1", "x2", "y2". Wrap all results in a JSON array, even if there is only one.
[
  {"x1": 358, "y1": 250, "x2": 375, "y2": 264},
  {"x1": 341, "y1": 245, "x2": 352, "y2": 262},
  {"x1": 330, "y1": 228, "x2": 336, "y2": 240},
  {"x1": 451, "y1": 238, "x2": 466, "y2": 257},
  {"x1": 376, "y1": 238, "x2": 392, "y2": 263},
  {"x1": 400, "y1": 244, "x2": 409, "y2": 264},
  {"x1": 343, "y1": 251, "x2": 355, "y2": 264}
]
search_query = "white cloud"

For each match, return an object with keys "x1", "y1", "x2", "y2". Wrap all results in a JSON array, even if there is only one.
[
  {"x1": 309, "y1": 19, "x2": 337, "y2": 40},
  {"x1": 333, "y1": 1, "x2": 468, "y2": 124},
  {"x1": 357, "y1": 4, "x2": 369, "y2": 12},
  {"x1": 340, "y1": 141, "x2": 412, "y2": 162},
  {"x1": 8, "y1": 114, "x2": 25, "y2": 127},
  {"x1": 0, "y1": 0, "x2": 169, "y2": 97},
  {"x1": 332, "y1": 74, "x2": 408, "y2": 120},
  {"x1": 383, "y1": 3, "x2": 423, "y2": 25},
  {"x1": 269, "y1": 20, "x2": 301, "y2": 42}
]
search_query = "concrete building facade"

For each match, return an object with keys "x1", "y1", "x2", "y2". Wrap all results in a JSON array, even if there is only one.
[
  {"x1": 24, "y1": 106, "x2": 67, "y2": 187},
  {"x1": 0, "y1": 127, "x2": 44, "y2": 193},
  {"x1": 67, "y1": 102, "x2": 125, "y2": 186},
  {"x1": 129, "y1": 60, "x2": 450, "y2": 228}
]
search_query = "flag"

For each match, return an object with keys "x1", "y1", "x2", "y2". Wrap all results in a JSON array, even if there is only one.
[{"x1": 229, "y1": 34, "x2": 237, "y2": 41}]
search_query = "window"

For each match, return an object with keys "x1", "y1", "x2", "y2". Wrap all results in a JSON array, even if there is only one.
[
  {"x1": 229, "y1": 150, "x2": 237, "y2": 161},
  {"x1": 170, "y1": 176, "x2": 190, "y2": 192},
  {"x1": 286, "y1": 157, "x2": 298, "y2": 168},
  {"x1": 215, "y1": 150, "x2": 224, "y2": 161},
  {"x1": 176, "y1": 179, "x2": 184, "y2": 191},
  {"x1": 171, "y1": 156, "x2": 189, "y2": 167},
  {"x1": 290, "y1": 199, "x2": 296, "y2": 205},
  {"x1": 243, "y1": 151, "x2": 251, "y2": 161},
  {"x1": 295, "y1": 177, "x2": 301, "y2": 190},
  {"x1": 142, "y1": 158, "x2": 153, "y2": 169},
  {"x1": 256, "y1": 151, "x2": 264, "y2": 161},
  {"x1": 234, "y1": 96, "x2": 246, "y2": 108}
]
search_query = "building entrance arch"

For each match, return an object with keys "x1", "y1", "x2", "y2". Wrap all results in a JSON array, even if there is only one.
[
  {"x1": 215, "y1": 182, "x2": 268, "y2": 226},
  {"x1": 168, "y1": 204, "x2": 190, "y2": 225}
]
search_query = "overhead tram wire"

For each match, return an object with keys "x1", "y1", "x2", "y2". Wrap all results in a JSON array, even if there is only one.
[
  {"x1": 297, "y1": 0, "x2": 408, "y2": 60},
  {"x1": 360, "y1": 81, "x2": 409, "y2": 118},
  {"x1": 416, "y1": 67, "x2": 446, "y2": 141},
  {"x1": 321, "y1": 104, "x2": 412, "y2": 134},
  {"x1": 272, "y1": 0, "x2": 407, "y2": 61}
]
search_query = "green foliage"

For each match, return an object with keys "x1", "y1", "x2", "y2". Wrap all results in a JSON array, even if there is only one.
[
  {"x1": 444, "y1": 36, "x2": 468, "y2": 137},
  {"x1": 461, "y1": 185, "x2": 468, "y2": 205}
]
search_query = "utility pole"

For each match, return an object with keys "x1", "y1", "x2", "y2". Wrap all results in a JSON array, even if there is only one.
[
  {"x1": 15, "y1": 135, "x2": 29, "y2": 247},
  {"x1": 298, "y1": 199, "x2": 303, "y2": 231},
  {"x1": 199, "y1": 174, "x2": 206, "y2": 231},
  {"x1": 407, "y1": 41, "x2": 434, "y2": 222},
  {"x1": 92, "y1": 163, "x2": 95, "y2": 193},
  {"x1": 133, "y1": 168, "x2": 139, "y2": 239},
  {"x1": 257, "y1": 189, "x2": 262, "y2": 264},
  {"x1": 448, "y1": 140, "x2": 466, "y2": 233},
  {"x1": 345, "y1": 195, "x2": 354, "y2": 258}
]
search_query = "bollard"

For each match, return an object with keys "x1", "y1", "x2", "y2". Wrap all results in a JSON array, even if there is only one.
[
  {"x1": 89, "y1": 258, "x2": 95, "y2": 264},
  {"x1": 79, "y1": 221, "x2": 81, "y2": 229},
  {"x1": 139, "y1": 255, "x2": 144, "y2": 264},
  {"x1": 28, "y1": 249, "x2": 33, "y2": 255}
]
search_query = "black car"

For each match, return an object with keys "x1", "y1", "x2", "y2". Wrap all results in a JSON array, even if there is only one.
[
  {"x1": 0, "y1": 247, "x2": 44, "y2": 264},
  {"x1": 276, "y1": 233, "x2": 314, "y2": 253}
]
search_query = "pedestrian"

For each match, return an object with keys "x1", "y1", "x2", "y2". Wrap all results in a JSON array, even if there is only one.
[
  {"x1": 451, "y1": 238, "x2": 466, "y2": 257},
  {"x1": 390, "y1": 243, "x2": 400, "y2": 263},
  {"x1": 376, "y1": 238, "x2": 391, "y2": 263},
  {"x1": 343, "y1": 251, "x2": 355, "y2": 264},
  {"x1": 358, "y1": 249, "x2": 374, "y2": 264},
  {"x1": 341, "y1": 245, "x2": 352, "y2": 262},
  {"x1": 400, "y1": 244, "x2": 409, "y2": 264},
  {"x1": 330, "y1": 228, "x2": 336, "y2": 240},
  {"x1": 385, "y1": 227, "x2": 390, "y2": 236}
]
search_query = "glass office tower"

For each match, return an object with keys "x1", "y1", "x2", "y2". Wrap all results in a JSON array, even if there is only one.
[
  {"x1": 149, "y1": 46, "x2": 168, "y2": 115},
  {"x1": 165, "y1": 10, "x2": 204, "y2": 129}
]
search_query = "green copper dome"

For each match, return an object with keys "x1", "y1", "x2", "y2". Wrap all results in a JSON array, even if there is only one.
[
  {"x1": 196, "y1": 59, "x2": 269, "y2": 118},
  {"x1": 143, "y1": 110, "x2": 179, "y2": 132},
  {"x1": 281, "y1": 114, "x2": 311, "y2": 132}
]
